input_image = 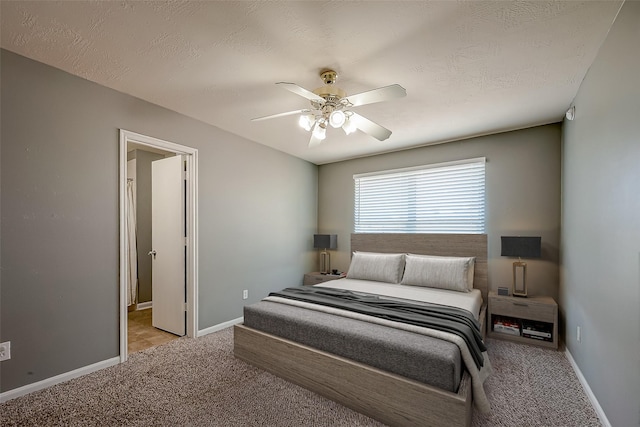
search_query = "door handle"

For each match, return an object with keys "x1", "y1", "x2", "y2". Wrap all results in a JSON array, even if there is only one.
[{"x1": 148, "y1": 250, "x2": 157, "y2": 260}]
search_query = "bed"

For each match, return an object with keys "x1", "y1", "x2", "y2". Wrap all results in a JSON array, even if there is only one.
[{"x1": 234, "y1": 233, "x2": 489, "y2": 427}]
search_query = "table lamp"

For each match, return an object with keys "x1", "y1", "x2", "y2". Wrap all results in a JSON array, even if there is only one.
[
  {"x1": 313, "y1": 234, "x2": 337, "y2": 274},
  {"x1": 501, "y1": 236, "x2": 541, "y2": 297}
]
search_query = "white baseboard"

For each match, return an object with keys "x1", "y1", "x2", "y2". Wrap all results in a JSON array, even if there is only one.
[
  {"x1": 197, "y1": 316, "x2": 244, "y2": 337},
  {"x1": 565, "y1": 348, "x2": 611, "y2": 427},
  {"x1": 0, "y1": 356, "x2": 120, "y2": 403},
  {"x1": 136, "y1": 301, "x2": 152, "y2": 310}
]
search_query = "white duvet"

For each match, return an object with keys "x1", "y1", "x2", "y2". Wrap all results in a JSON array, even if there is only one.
[{"x1": 315, "y1": 278, "x2": 483, "y2": 320}]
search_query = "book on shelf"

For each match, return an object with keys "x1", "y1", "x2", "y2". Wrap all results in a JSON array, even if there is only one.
[
  {"x1": 521, "y1": 320, "x2": 553, "y2": 341},
  {"x1": 522, "y1": 329, "x2": 551, "y2": 338},
  {"x1": 523, "y1": 333, "x2": 552, "y2": 341},
  {"x1": 492, "y1": 316, "x2": 521, "y2": 336}
]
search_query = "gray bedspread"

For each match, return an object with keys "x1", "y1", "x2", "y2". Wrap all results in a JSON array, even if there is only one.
[
  {"x1": 243, "y1": 299, "x2": 464, "y2": 392},
  {"x1": 269, "y1": 286, "x2": 485, "y2": 370}
]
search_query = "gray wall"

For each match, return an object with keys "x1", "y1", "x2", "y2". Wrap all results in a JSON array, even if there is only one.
[
  {"x1": 561, "y1": 2, "x2": 640, "y2": 426},
  {"x1": 318, "y1": 124, "x2": 561, "y2": 299},
  {"x1": 0, "y1": 50, "x2": 318, "y2": 392}
]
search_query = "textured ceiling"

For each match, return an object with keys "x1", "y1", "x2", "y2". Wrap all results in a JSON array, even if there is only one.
[{"x1": 1, "y1": 1, "x2": 623, "y2": 165}]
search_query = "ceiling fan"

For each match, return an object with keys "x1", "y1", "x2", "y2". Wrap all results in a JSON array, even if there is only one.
[{"x1": 252, "y1": 70, "x2": 406, "y2": 147}]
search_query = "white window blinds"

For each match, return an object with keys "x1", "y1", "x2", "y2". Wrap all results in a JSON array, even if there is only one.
[{"x1": 354, "y1": 157, "x2": 486, "y2": 234}]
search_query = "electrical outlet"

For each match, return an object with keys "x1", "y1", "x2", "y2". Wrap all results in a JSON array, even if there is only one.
[
  {"x1": 0, "y1": 341, "x2": 11, "y2": 361},
  {"x1": 576, "y1": 326, "x2": 581, "y2": 343},
  {"x1": 242, "y1": 290, "x2": 248, "y2": 300}
]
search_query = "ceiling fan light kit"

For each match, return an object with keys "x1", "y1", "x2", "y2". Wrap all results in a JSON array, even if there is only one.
[
  {"x1": 299, "y1": 114, "x2": 315, "y2": 131},
  {"x1": 252, "y1": 69, "x2": 406, "y2": 147},
  {"x1": 312, "y1": 121, "x2": 327, "y2": 140},
  {"x1": 342, "y1": 117, "x2": 357, "y2": 135},
  {"x1": 328, "y1": 110, "x2": 346, "y2": 128}
]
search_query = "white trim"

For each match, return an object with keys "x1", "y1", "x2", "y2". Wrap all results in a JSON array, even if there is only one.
[
  {"x1": 565, "y1": 348, "x2": 611, "y2": 427},
  {"x1": 119, "y1": 130, "x2": 199, "y2": 363},
  {"x1": 353, "y1": 156, "x2": 486, "y2": 179},
  {"x1": 0, "y1": 357, "x2": 120, "y2": 403},
  {"x1": 197, "y1": 317, "x2": 244, "y2": 337},
  {"x1": 119, "y1": 133, "x2": 128, "y2": 362},
  {"x1": 136, "y1": 301, "x2": 152, "y2": 310}
]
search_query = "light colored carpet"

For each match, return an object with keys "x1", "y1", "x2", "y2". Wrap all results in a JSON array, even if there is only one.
[
  {"x1": 474, "y1": 338, "x2": 601, "y2": 427},
  {"x1": 1, "y1": 327, "x2": 601, "y2": 426}
]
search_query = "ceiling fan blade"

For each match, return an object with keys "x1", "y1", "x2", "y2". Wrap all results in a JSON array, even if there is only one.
[
  {"x1": 251, "y1": 109, "x2": 311, "y2": 121},
  {"x1": 308, "y1": 133, "x2": 323, "y2": 148},
  {"x1": 277, "y1": 82, "x2": 326, "y2": 103},
  {"x1": 350, "y1": 112, "x2": 392, "y2": 141},
  {"x1": 345, "y1": 84, "x2": 406, "y2": 107}
]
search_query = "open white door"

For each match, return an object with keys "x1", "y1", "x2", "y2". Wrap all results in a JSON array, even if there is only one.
[{"x1": 151, "y1": 155, "x2": 186, "y2": 336}]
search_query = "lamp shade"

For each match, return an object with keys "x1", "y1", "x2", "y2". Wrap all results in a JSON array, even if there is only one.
[
  {"x1": 329, "y1": 110, "x2": 346, "y2": 128},
  {"x1": 342, "y1": 118, "x2": 357, "y2": 135},
  {"x1": 313, "y1": 234, "x2": 337, "y2": 250},
  {"x1": 501, "y1": 236, "x2": 541, "y2": 258},
  {"x1": 312, "y1": 122, "x2": 326, "y2": 140}
]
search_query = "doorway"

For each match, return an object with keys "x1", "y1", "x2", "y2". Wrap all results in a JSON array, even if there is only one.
[{"x1": 118, "y1": 130, "x2": 199, "y2": 363}]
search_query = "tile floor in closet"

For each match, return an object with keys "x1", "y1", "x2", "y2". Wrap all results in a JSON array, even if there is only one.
[{"x1": 128, "y1": 308, "x2": 180, "y2": 353}]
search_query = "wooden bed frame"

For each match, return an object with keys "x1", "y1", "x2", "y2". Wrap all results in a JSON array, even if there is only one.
[{"x1": 234, "y1": 233, "x2": 488, "y2": 427}]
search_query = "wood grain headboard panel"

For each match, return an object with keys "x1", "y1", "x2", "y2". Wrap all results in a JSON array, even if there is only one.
[{"x1": 351, "y1": 233, "x2": 488, "y2": 303}]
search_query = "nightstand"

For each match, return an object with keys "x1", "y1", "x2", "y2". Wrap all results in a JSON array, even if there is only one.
[
  {"x1": 487, "y1": 291, "x2": 558, "y2": 349},
  {"x1": 303, "y1": 272, "x2": 345, "y2": 286}
]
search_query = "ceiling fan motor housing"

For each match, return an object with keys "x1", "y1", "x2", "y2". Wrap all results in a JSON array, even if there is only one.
[
  {"x1": 320, "y1": 70, "x2": 337, "y2": 85},
  {"x1": 312, "y1": 70, "x2": 348, "y2": 115}
]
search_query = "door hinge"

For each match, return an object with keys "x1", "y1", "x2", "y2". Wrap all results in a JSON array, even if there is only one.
[
  {"x1": 184, "y1": 236, "x2": 188, "y2": 246},
  {"x1": 183, "y1": 170, "x2": 188, "y2": 180},
  {"x1": 183, "y1": 302, "x2": 188, "y2": 312}
]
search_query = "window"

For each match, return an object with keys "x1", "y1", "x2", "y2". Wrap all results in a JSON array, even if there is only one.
[{"x1": 354, "y1": 157, "x2": 486, "y2": 234}]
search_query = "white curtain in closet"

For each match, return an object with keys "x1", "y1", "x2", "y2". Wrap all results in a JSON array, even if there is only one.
[{"x1": 126, "y1": 180, "x2": 138, "y2": 306}]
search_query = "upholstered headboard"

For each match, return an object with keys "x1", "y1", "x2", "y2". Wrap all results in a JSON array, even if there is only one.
[{"x1": 350, "y1": 233, "x2": 488, "y2": 303}]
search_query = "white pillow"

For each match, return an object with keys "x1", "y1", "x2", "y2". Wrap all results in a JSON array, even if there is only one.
[
  {"x1": 400, "y1": 254, "x2": 476, "y2": 292},
  {"x1": 346, "y1": 252, "x2": 406, "y2": 284}
]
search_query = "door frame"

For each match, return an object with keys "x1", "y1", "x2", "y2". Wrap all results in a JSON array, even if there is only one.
[{"x1": 118, "y1": 129, "x2": 199, "y2": 362}]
